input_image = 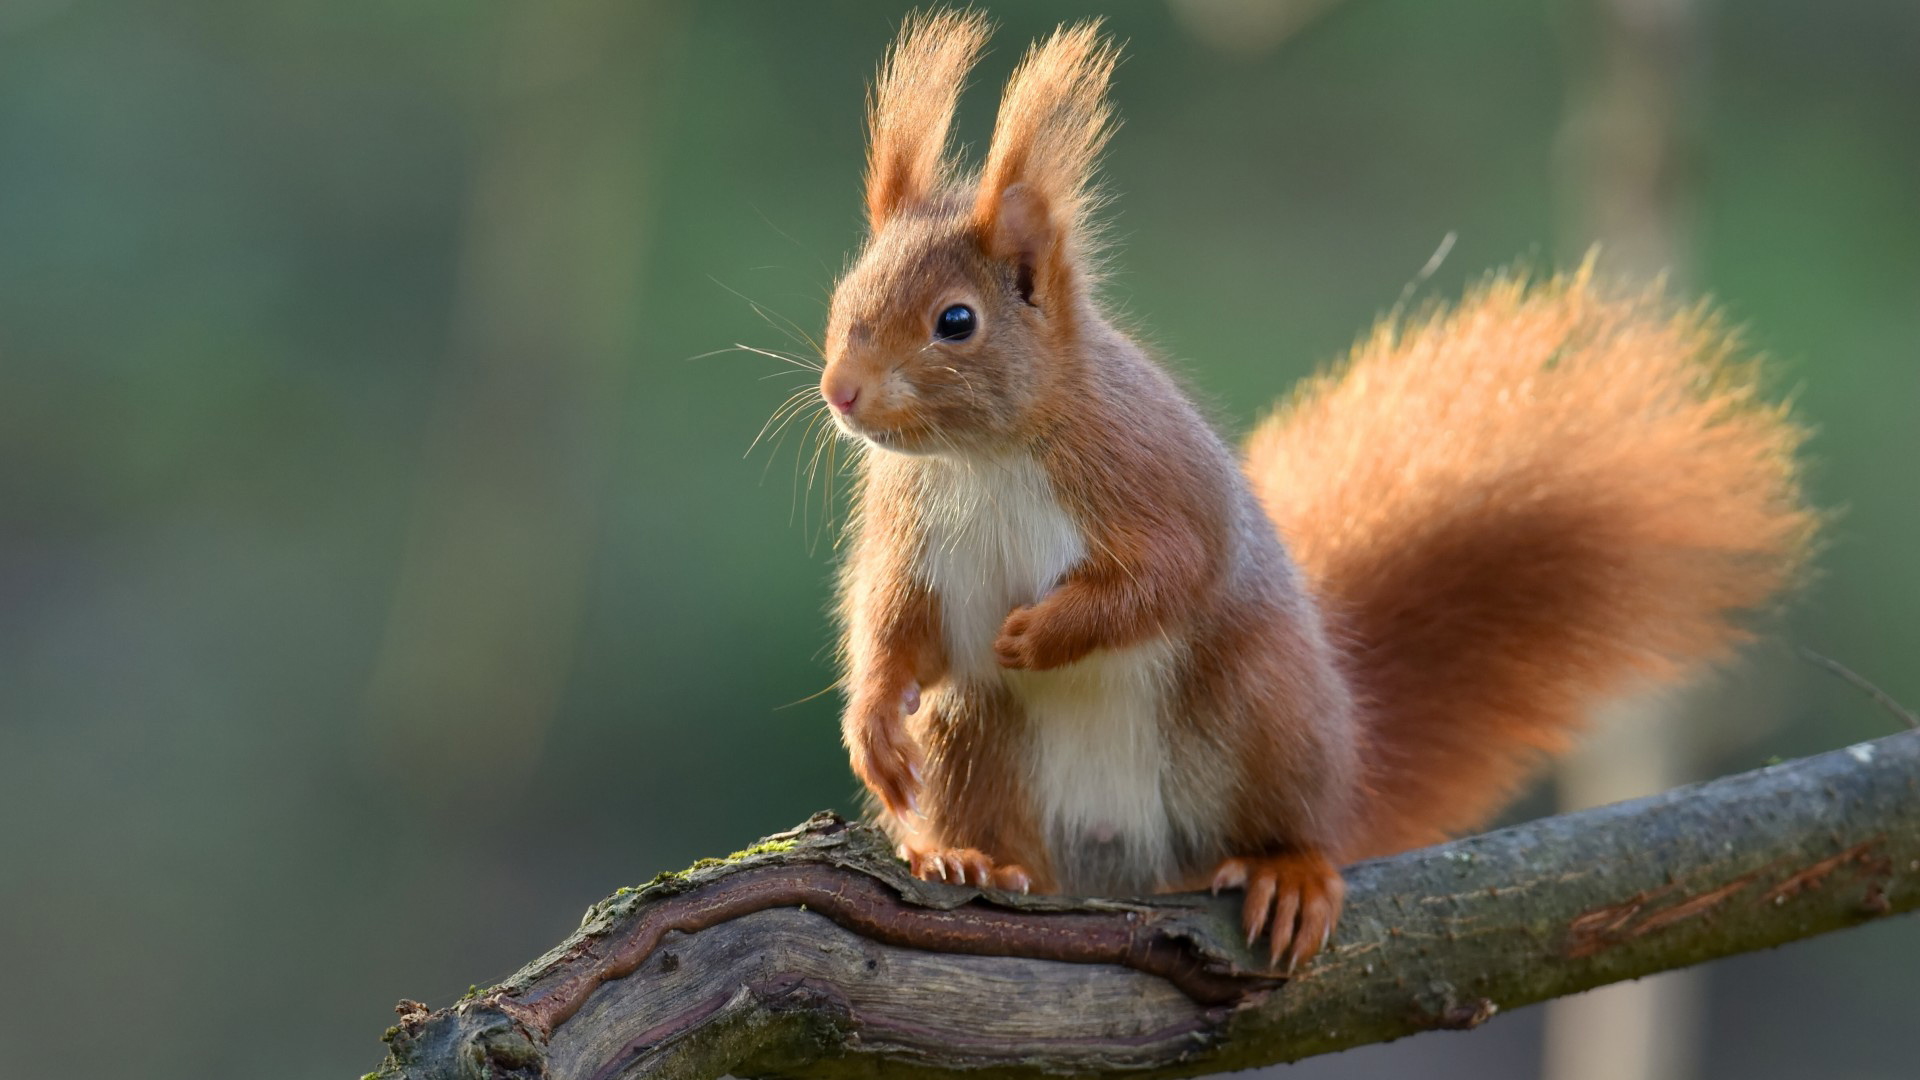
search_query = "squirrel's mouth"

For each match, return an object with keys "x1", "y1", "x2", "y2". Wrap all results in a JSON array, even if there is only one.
[
  {"x1": 831, "y1": 410, "x2": 887, "y2": 444},
  {"x1": 850, "y1": 425, "x2": 906, "y2": 451},
  {"x1": 835, "y1": 414, "x2": 936, "y2": 456}
]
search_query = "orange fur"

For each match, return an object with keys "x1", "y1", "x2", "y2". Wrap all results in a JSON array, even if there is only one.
[
  {"x1": 1247, "y1": 266, "x2": 1815, "y2": 857},
  {"x1": 808, "y1": 13, "x2": 1814, "y2": 971},
  {"x1": 973, "y1": 21, "x2": 1118, "y2": 316},
  {"x1": 864, "y1": 10, "x2": 989, "y2": 229}
]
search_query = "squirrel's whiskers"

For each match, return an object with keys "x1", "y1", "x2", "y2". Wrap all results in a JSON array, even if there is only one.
[{"x1": 789, "y1": 9, "x2": 1812, "y2": 971}]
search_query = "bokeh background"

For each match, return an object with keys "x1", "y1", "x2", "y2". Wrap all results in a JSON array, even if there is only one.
[{"x1": 2, "y1": 1, "x2": 1915, "y2": 1078}]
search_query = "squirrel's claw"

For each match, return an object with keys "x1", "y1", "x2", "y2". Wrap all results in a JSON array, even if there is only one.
[
  {"x1": 903, "y1": 845, "x2": 1032, "y2": 893},
  {"x1": 1211, "y1": 851, "x2": 1345, "y2": 973}
]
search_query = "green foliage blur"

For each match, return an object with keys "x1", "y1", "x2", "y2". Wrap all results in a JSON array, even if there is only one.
[{"x1": 1, "y1": 2, "x2": 1913, "y2": 1078}]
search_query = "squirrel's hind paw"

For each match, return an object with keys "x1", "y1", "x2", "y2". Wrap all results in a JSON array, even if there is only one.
[
  {"x1": 1211, "y1": 851, "x2": 1346, "y2": 973},
  {"x1": 901, "y1": 844, "x2": 1032, "y2": 893}
]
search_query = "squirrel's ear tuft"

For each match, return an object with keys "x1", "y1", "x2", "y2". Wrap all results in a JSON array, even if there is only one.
[
  {"x1": 865, "y1": 9, "x2": 991, "y2": 230},
  {"x1": 973, "y1": 21, "x2": 1119, "y2": 312}
]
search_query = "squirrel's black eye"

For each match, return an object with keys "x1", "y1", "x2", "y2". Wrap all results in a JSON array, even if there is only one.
[{"x1": 934, "y1": 304, "x2": 977, "y2": 342}]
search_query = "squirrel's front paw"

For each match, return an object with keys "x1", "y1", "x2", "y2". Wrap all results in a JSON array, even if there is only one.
[
  {"x1": 1211, "y1": 850, "x2": 1346, "y2": 973},
  {"x1": 846, "y1": 683, "x2": 924, "y2": 817},
  {"x1": 993, "y1": 603, "x2": 1089, "y2": 670}
]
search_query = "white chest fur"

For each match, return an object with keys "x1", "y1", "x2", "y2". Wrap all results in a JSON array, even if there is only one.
[
  {"x1": 917, "y1": 454, "x2": 1085, "y2": 677},
  {"x1": 915, "y1": 454, "x2": 1183, "y2": 893}
]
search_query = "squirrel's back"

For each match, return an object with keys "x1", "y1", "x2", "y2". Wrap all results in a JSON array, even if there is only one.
[{"x1": 1246, "y1": 266, "x2": 1816, "y2": 858}]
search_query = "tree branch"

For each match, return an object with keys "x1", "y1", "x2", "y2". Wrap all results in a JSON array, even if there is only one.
[{"x1": 368, "y1": 730, "x2": 1920, "y2": 1080}]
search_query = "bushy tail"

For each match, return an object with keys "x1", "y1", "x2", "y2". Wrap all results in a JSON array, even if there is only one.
[{"x1": 1245, "y1": 266, "x2": 1816, "y2": 859}]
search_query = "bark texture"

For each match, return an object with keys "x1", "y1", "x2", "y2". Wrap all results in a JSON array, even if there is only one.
[{"x1": 368, "y1": 730, "x2": 1920, "y2": 1080}]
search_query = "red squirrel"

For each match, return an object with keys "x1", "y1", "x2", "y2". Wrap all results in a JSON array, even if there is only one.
[{"x1": 812, "y1": 11, "x2": 1813, "y2": 971}]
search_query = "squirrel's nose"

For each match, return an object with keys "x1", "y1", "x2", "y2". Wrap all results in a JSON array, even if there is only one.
[{"x1": 822, "y1": 371, "x2": 863, "y2": 415}]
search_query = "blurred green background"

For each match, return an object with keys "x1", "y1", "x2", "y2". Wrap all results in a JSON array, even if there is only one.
[{"x1": 1, "y1": 2, "x2": 1914, "y2": 1078}]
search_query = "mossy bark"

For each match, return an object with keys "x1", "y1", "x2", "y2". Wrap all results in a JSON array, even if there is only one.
[{"x1": 368, "y1": 730, "x2": 1920, "y2": 1080}]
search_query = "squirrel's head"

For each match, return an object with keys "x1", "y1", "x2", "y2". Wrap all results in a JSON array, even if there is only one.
[{"x1": 821, "y1": 12, "x2": 1117, "y2": 456}]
